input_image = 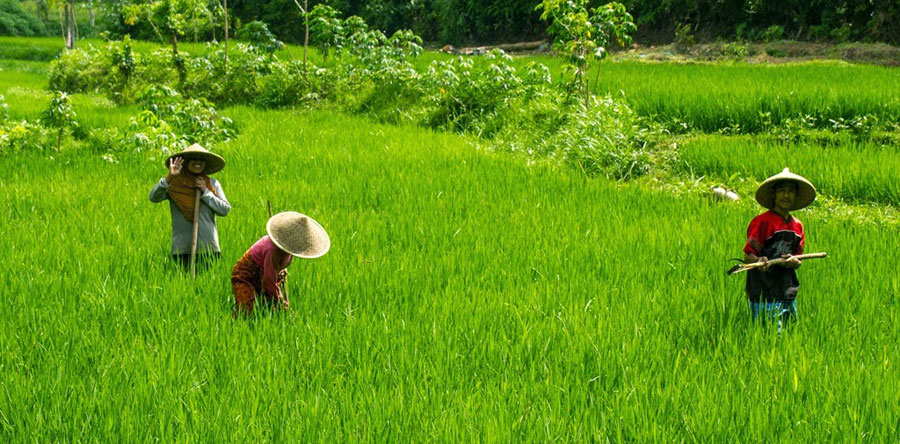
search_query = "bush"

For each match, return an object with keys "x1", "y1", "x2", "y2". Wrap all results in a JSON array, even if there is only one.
[
  {"x1": 49, "y1": 41, "x2": 178, "y2": 103},
  {"x1": 0, "y1": 0, "x2": 46, "y2": 36},
  {"x1": 0, "y1": 96, "x2": 49, "y2": 155},
  {"x1": 759, "y1": 25, "x2": 783, "y2": 42},
  {"x1": 235, "y1": 20, "x2": 283, "y2": 54},
  {"x1": 0, "y1": 119, "x2": 48, "y2": 154},
  {"x1": 116, "y1": 85, "x2": 236, "y2": 157},
  {"x1": 497, "y1": 94, "x2": 662, "y2": 180},
  {"x1": 42, "y1": 13, "x2": 664, "y2": 180}
]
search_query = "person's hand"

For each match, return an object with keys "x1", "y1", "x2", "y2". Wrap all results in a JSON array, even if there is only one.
[
  {"x1": 168, "y1": 156, "x2": 183, "y2": 176},
  {"x1": 758, "y1": 256, "x2": 770, "y2": 271},
  {"x1": 278, "y1": 269, "x2": 288, "y2": 281},
  {"x1": 194, "y1": 177, "x2": 206, "y2": 190},
  {"x1": 782, "y1": 254, "x2": 801, "y2": 269}
]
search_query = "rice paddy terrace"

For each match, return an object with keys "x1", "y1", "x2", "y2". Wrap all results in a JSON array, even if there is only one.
[{"x1": 1, "y1": 37, "x2": 899, "y2": 441}]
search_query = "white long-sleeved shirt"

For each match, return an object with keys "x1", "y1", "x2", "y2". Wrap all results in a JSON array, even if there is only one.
[{"x1": 149, "y1": 177, "x2": 231, "y2": 255}]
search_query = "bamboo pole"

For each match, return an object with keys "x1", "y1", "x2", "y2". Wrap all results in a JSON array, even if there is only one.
[
  {"x1": 727, "y1": 252, "x2": 827, "y2": 275},
  {"x1": 190, "y1": 189, "x2": 201, "y2": 277}
]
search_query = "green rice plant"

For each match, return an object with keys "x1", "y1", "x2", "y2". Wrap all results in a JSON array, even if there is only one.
[
  {"x1": 3, "y1": 53, "x2": 900, "y2": 439},
  {"x1": 677, "y1": 134, "x2": 900, "y2": 206},
  {"x1": 592, "y1": 60, "x2": 900, "y2": 133},
  {"x1": 0, "y1": 36, "x2": 61, "y2": 60},
  {"x1": 1, "y1": 103, "x2": 899, "y2": 441}
]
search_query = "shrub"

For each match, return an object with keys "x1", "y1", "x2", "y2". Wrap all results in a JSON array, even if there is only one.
[
  {"x1": 117, "y1": 85, "x2": 236, "y2": 158},
  {"x1": 0, "y1": 119, "x2": 48, "y2": 154},
  {"x1": 1, "y1": 94, "x2": 48, "y2": 155},
  {"x1": 759, "y1": 25, "x2": 784, "y2": 42},
  {"x1": 40, "y1": 90, "x2": 79, "y2": 153},
  {"x1": 235, "y1": 20, "x2": 284, "y2": 54},
  {"x1": 497, "y1": 94, "x2": 662, "y2": 180}
]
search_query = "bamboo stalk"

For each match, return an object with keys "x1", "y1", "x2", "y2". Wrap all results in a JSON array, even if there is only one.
[
  {"x1": 727, "y1": 252, "x2": 827, "y2": 275},
  {"x1": 190, "y1": 189, "x2": 201, "y2": 277}
]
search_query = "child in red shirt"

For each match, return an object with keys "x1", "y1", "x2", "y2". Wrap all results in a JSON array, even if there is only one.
[{"x1": 743, "y1": 168, "x2": 816, "y2": 327}]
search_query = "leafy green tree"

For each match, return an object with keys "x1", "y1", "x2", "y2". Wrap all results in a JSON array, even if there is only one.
[
  {"x1": 235, "y1": 20, "x2": 283, "y2": 53},
  {"x1": 40, "y1": 91, "x2": 79, "y2": 154},
  {"x1": 537, "y1": 0, "x2": 635, "y2": 105},
  {"x1": 123, "y1": 0, "x2": 215, "y2": 83},
  {"x1": 308, "y1": 3, "x2": 342, "y2": 63}
]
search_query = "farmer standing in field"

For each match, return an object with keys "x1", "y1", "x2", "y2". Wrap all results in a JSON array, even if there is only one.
[
  {"x1": 231, "y1": 212, "x2": 330, "y2": 316},
  {"x1": 149, "y1": 144, "x2": 230, "y2": 270},
  {"x1": 743, "y1": 168, "x2": 816, "y2": 327}
]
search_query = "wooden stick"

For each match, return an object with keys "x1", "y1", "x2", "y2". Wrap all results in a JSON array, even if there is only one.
[
  {"x1": 190, "y1": 189, "x2": 201, "y2": 278},
  {"x1": 727, "y1": 252, "x2": 827, "y2": 275}
]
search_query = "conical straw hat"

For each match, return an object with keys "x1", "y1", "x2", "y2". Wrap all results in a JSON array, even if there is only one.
[
  {"x1": 165, "y1": 143, "x2": 226, "y2": 175},
  {"x1": 755, "y1": 168, "x2": 816, "y2": 211},
  {"x1": 266, "y1": 212, "x2": 331, "y2": 258}
]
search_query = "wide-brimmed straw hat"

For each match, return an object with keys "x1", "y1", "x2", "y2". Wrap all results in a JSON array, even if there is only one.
[
  {"x1": 266, "y1": 212, "x2": 331, "y2": 259},
  {"x1": 165, "y1": 143, "x2": 226, "y2": 175},
  {"x1": 755, "y1": 168, "x2": 816, "y2": 211}
]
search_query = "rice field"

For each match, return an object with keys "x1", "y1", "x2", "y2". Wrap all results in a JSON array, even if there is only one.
[
  {"x1": 1, "y1": 40, "x2": 900, "y2": 441},
  {"x1": 678, "y1": 134, "x2": 900, "y2": 206}
]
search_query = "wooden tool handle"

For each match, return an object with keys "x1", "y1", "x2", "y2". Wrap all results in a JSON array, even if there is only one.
[
  {"x1": 728, "y1": 252, "x2": 827, "y2": 275},
  {"x1": 190, "y1": 189, "x2": 201, "y2": 278}
]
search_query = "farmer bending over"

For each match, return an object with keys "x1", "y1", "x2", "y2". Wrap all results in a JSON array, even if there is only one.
[
  {"x1": 232, "y1": 212, "x2": 330, "y2": 316},
  {"x1": 149, "y1": 144, "x2": 230, "y2": 270},
  {"x1": 743, "y1": 168, "x2": 816, "y2": 327}
]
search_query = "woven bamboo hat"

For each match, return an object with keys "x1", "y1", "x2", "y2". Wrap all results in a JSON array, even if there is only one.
[
  {"x1": 165, "y1": 143, "x2": 225, "y2": 175},
  {"x1": 266, "y1": 212, "x2": 331, "y2": 258},
  {"x1": 755, "y1": 168, "x2": 816, "y2": 211}
]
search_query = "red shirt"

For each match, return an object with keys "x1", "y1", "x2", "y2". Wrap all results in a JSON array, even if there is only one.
[
  {"x1": 743, "y1": 210, "x2": 805, "y2": 302},
  {"x1": 743, "y1": 210, "x2": 804, "y2": 258}
]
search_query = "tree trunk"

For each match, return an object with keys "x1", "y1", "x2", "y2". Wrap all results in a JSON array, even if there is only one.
[
  {"x1": 89, "y1": 0, "x2": 95, "y2": 28},
  {"x1": 70, "y1": 0, "x2": 78, "y2": 46},
  {"x1": 224, "y1": 0, "x2": 229, "y2": 77},
  {"x1": 63, "y1": 3, "x2": 73, "y2": 49},
  {"x1": 303, "y1": 0, "x2": 309, "y2": 73},
  {"x1": 292, "y1": 0, "x2": 308, "y2": 74},
  {"x1": 58, "y1": 7, "x2": 65, "y2": 46},
  {"x1": 172, "y1": 32, "x2": 186, "y2": 85}
]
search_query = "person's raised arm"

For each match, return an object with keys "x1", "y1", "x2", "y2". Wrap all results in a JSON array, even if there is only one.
[{"x1": 150, "y1": 157, "x2": 182, "y2": 202}]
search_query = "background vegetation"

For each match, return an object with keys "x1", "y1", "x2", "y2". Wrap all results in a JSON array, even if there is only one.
[{"x1": 4, "y1": 0, "x2": 900, "y2": 45}]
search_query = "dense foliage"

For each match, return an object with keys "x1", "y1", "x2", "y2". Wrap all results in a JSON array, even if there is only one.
[
  {"x1": 5, "y1": 0, "x2": 900, "y2": 45},
  {"x1": 47, "y1": 10, "x2": 661, "y2": 180},
  {"x1": 0, "y1": 0, "x2": 46, "y2": 36},
  {"x1": 223, "y1": 0, "x2": 900, "y2": 44}
]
